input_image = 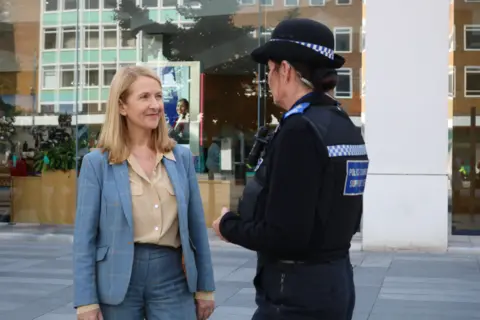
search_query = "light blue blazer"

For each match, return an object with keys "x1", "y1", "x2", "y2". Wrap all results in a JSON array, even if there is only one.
[{"x1": 73, "y1": 145, "x2": 215, "y2": 307}]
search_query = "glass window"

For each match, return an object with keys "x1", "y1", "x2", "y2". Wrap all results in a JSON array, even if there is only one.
[
  {"x1": 239, "y1": 0, "x2": 255, "y2": 4},
  {"x1": 121, "y1": 31, "x2": 136, "y2": 47},
  {"x1": 85, "y1": 0, "x2": 100, "y2": 9},
  {"x1": 60, "y1": 65, "x2": 75, "y2": 87},
  {"x1": 162, "y1": 0, "x2": 177, "y2": 6},
  {"x1": 335, "y1": 68, "x2": 353, "y2": 99},
  {"x1": 285, "y1": 0, "x2": 298, "y2": 6},
  {"x1": 64, "y1": 0, "x2": 77, "y2": 10},
  {"x1": 451, "y1": 2, "x2": 480, "y2": 235},
  {"x1": 45, "y1": 0, "x2": 59, "y2": 11},
  {"x1": 464, "y1": 25, "x2": 480, "y2": 50},
  {"x1": 104, "y1": 0, "x2": 117, "y2": 9},
  {"x1": 85, "y1": 26, "x2": 100, "y2": 48},
  {"x1": 336, "y1": 0, "x2": 351, "y2": 4},
  {"x1": 59, "y1": 103, "x2": 75, "y2": 114},
  {"x1": 449, "y1": 66, "x2": 455, "y2": 98},
  {"x1": 40, "y1": 104, "x2": 55, "y2": 115},
  {"x1": 81, "y1": 103, "x2": 100, "y2": 114},
  {"x1": 465, "y1": 66, "x2": 480, "y2": 97},
  {"x1": 334, "y1": 27, "x2": 352, "y2": 53},
  {"x1": 42, "y1": 66, "x2": 57, "y2": 88},
  {"x1": 309, "y1": 0, "x2": 325, "y2": 6},
  {"x1": 62, "y1": 26, "x2": 77, "y2": 49},
  {"x1": 84, "y1": 65, "x2": 100, "y2": 87},
  {"x1": 260, "y1": 0, "x2": 273, "y2": 5},
  {"x1": 143, "y1": 0, "x2": 158, "y2": 7},
  {"x1": 44, "y1": 28, "x2": 57, "y2": 50},
  {"x1": 103, "y1": 64, "x2": 116, "y2": 86},
  {"x1": 103, "y1": 25, "x2": 117, "y2": 47}
]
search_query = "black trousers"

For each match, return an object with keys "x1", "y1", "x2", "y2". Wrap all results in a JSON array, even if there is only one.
[{"x1": 252, "y1": 255, "x2": 355, "y2": 320}]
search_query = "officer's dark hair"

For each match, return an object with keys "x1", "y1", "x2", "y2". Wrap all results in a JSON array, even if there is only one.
[
  {"x1": 270, "y1": 60, "x2": 338, "y2": 92},
  {"x1": 291, "y1": 62, "x2": 338, "y2": 92}
]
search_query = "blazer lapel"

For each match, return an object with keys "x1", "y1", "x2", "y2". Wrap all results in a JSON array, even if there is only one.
[
  {"x1": 112, "y1": 162, "x2": 133, "y2": 228},
  {"x1": 162, "y1": 157, "x2": 187, "y2": 229}
]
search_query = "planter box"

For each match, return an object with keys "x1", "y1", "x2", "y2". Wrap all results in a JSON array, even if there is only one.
[
  {"x1": 12, "y1": 170, "x2": 77, "y2": 224},
  {"x1": 198, "y1": 179, "x2": 231, "y2": 227}
]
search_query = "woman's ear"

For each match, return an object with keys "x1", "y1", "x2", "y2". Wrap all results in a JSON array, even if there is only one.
[{"x1": 118, "y1": 100, "x2": 127, "y2": 116}]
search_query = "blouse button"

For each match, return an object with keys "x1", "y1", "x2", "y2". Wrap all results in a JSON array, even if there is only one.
[{"x1": 154, "y1": 204, "x2": 159, "y2": 209}]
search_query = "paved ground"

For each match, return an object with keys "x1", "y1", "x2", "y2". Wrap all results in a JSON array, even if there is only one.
[{"x1": 0, "y1": 226, "x2": 479, "y2": 319}]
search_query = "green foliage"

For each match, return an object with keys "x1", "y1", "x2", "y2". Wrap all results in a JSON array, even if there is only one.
[
  {"x1": 34, "y1": 139, "x2": 76, "y2": 172},
  {"x1": 0, "y1": 97, "x2": 20, "y2": 149}
]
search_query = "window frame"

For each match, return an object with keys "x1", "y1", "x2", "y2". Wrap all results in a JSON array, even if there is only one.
[
  {"x1": 334, "y1": 27, "x2": 353, "y2": 53},
  {"x1": 464, "y1": 66, "x2": 480, "y2": 98},
  {"x1": 42, "y1": 66, "x2": 58, "y2": 89},
  {"x1": 142, "y1": 0, "x2": 159, "y2": 7},
  {"x1": 464, "y1": 25, "x2": 480, "y2": 51},
  {"x1": 44, "y1": 0, "x2": 59, "y2": 11},
  {"x1": 61, "y1": 26, "x2": 77, "y2": 50},
  {"x1": 334, "y1": 68, "x2": 353, "y2": 99},
  {"x1": 84, "y1": 26, "x2": 100, "y2": 49},
  {"x1": 239, "y1": 0, "x2": 256, "y2": 4},
  {"x1": 121, "y1": 30, "x2": 136, "y2": 48},
  {"x1": 102, "y1": 25, "x2": 118, "y2": 48},
  {"x1": 102, "y1": 64, "x2": 117, "y2": 86},
  {"x1": 309, "y1": 0, "x2": 326, "y2": 6},
  {"x1": 60, "y1": 64, "x2": 76, "y2": 88},
  {"x1": 83, "y1": 64, "x2": 100, "y2": 87},
  {"x1": 43, "y1": 27, "x2": 58, "y2": 50},
  {"x1": 448, "y1": 66, "x2": 455, "y2": 98},
  {"x1": 63, "y1": 0, "x2": 78, "y2": 11},
  {"x1": 103, "y1": 0, "x2": 117, "y2": 9},
  {"x1": 84, "y1": 0, "x2": 100, "y2": 10},
  {"x1": 284, "y1": 0, "x2": 299, "y2": 6}
]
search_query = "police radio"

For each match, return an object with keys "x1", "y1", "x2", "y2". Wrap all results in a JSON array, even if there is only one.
[{"x1": 246, "y1": 126, "x2": 270, "y2": 170}]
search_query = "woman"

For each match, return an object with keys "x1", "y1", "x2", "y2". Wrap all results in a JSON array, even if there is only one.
[{"x1": 73, "y1": 66, "x2": 215, "y2": 320}]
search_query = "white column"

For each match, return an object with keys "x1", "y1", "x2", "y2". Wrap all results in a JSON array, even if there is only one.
[{"x1": 362, "y1": 0, "x2": 450, "y2": 252}]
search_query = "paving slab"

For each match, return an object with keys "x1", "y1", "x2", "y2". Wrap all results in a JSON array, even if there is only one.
[{"x1": 0, "y1": 225, "x2": 477, "y2": 319}]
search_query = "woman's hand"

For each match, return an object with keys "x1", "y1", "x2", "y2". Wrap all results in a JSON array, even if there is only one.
[
  {"x1": 195, "y1": 299, "x2": 215, "y2": 320},
  {"x1": 78, "y1": 309, "x2": 103, "y2": 320}
]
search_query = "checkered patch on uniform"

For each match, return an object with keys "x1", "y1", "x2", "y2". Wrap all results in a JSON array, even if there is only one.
[{"x1": 327, "y1": 144, "x2": 367, "y2": 158}]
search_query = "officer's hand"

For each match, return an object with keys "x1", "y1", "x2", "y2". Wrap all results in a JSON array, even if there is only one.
[{"x1": 212, "y1": 207, "x2": 229, "y2": 242}]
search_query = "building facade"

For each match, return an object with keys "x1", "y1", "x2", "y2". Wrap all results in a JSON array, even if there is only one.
[{"x1": 0, "y1": 0, "x2": 475, "y2": 251}]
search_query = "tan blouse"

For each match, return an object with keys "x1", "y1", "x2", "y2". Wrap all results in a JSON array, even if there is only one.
[{"x1": 77, "y1": 151, "x2": 213, "y2": 315}]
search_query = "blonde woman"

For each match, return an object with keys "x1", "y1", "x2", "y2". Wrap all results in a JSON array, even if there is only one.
[{"x1": 73, "y1": 66, "x2": 215, "y2": 320}]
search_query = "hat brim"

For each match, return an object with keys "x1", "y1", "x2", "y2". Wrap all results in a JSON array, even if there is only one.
[{"x1": 251, "y1": 40, "x2": 345, "y2": 69}]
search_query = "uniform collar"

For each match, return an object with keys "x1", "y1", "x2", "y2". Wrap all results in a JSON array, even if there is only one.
[
  {"x1": 290, "y1": 91, "x2": 338, "y2": 109},
  {"x1": 281, "y1": 92, "x2": 338, "y2": 124}
]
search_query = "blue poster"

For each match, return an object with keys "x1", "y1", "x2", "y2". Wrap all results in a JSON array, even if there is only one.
[{"x1": 156, "y1": 67, "x2": 179, "y2": 127}]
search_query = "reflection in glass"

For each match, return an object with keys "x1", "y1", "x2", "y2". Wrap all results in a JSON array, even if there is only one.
[
  {"x1": 2, "y1": 0, "x2": 365, "y2": 227},
  {"x1": 451, "y1": 0, "x2": 480, "y2": 235}
]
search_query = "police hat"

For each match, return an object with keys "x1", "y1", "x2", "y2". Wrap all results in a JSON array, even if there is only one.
[{"x1": 251, "y1": 18, "x2": 345, "y2": 69}]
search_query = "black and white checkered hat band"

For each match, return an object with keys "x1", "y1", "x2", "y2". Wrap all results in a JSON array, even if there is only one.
[{"x1": 269, "y1": 38, "x2": 335, "y2": 60}]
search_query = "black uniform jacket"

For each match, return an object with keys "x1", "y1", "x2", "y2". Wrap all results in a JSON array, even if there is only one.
[{"x1": 219, "y1": 91, "x2": 367, "y2": 262}]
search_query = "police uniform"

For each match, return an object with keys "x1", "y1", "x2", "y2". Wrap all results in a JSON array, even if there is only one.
[{"x1": 218, "y1": 18, "x2": 369, "y2": 320}]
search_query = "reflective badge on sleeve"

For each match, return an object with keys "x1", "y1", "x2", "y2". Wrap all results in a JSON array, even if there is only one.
[
  {"x1": 254, "y1": 157, "x2": 263, "y2": 171},
  {"x1": 344, "y1": 160, "x2": 369, "y2": 196}
]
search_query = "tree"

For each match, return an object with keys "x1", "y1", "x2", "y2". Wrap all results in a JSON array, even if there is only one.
[
  {"x1": 0, "y1": 97, "x2": 17, "y2": 151},
  {"x1": 113, "y1": 0, "x2": 258, "y2": 74},
  {"x1": 283, "y1": 7, "x2": 300, "y2": 21}
]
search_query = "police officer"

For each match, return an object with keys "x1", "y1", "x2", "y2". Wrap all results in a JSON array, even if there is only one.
[{"x1": 212, "y1": 18, "x2": 368, "y2": 320}]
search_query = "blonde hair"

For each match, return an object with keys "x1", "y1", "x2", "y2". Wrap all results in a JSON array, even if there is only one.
[{"x1": 97, "y1": 65, "x2": 176, "y2": 164}]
